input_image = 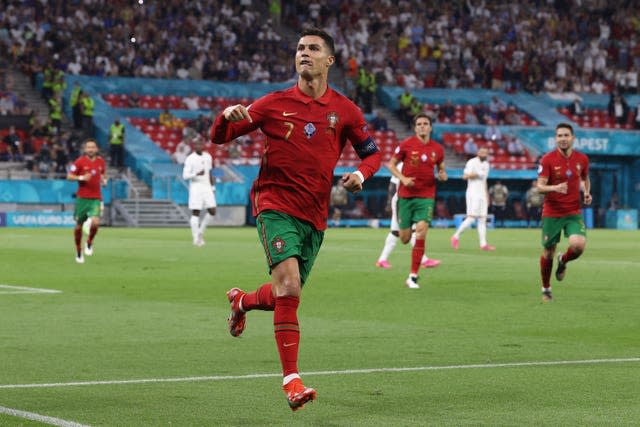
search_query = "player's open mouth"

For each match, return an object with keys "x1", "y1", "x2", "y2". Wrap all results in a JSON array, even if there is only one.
[{"x1": 300, "y1": 60, "x2": 312, "y2": 66}]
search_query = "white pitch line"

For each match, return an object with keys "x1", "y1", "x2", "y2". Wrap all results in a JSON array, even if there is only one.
[
  {"x1": 0, "y1": 357, "x2": 638, "y2": 390},
  {"x1": 0, "y1": 405, "x2": 90, "y2": 427},
  {"x1": 0, "y1": 284, "x2": 62, "y2": 294}
]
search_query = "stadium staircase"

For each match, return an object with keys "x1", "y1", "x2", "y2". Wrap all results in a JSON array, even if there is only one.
[
  {"x1": 111, "y1": 198, "x2": 188, "y2": 227},
  {"x1": 7, "y1": 66, "x2": 51, "y2": 123},
  {"x1": 108, "y1": 167, "x2": 188, "y2": 227}
]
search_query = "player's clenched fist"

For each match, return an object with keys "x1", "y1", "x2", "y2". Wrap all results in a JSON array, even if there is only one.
[{"x1": 223, "y1": 104, "x2": 253, "y2": 123}]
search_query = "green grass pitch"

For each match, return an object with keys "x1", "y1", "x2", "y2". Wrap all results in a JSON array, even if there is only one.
[{"x1": 0, "y1": 227, "x2": 639, "y2": 426}]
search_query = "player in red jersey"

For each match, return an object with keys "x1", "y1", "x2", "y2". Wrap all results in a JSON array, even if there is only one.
[
  {"x1": 537, "y1": 123, "x2": 591, "y2": 302},
  {"x1": 66, "y1": 139, "x2": 107, "y2": 263},
  {"x1": 210, "y1": 28, "x2": 381, "y2": 411},
  {"x1": 388, "y1": 113, "x2": 447, "y2": 289}
]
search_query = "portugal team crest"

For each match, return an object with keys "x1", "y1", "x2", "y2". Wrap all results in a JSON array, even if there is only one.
[
  {"x1": 326, "y1": 112, "x2": 339, "y2": 130},
  {"x1": 271, "y1": 237, "x2": 286, "y2": 254}
]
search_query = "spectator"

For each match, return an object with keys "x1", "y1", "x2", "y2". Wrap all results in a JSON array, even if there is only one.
[
  {"x1": 525, "y1": 179, "x2": 544, "y2": 227},
  {"x1": 568, "y1": 98, "x2": 585, "y2": 116},
  {"x1": 464, "y1": 105, "x2": 479, "y2": 124},
  {"x1": 608, "y1": 93, "x2": 630, "y2": 125},
  {"x1": 172, "y1": 138, "x2": 192, "y2": 165},
  {"x1": 159, "y1": 109, "x2": 184, "y2": 129},
  {"x1": 507, "y1": 135, "x2": 525, "y2": 156},
  {"x1": 2, "y1": 126, "x2": 22, "y2": 161},
  {"x1": 128, "y1": 91, "x2": 140, "y2": 108},
  {"x1": 441, "y1": 100, "x2": 455, "y2": 120},
  {"x1": 0, "y1": 93, "x2": 14, "y2": 115},
  {"x1": 79, "y1": 92, "x2": 95, "y2": 135},
  {"x1": 36, "y1": 141, "x2": 52, "y2": 178},
  {"x1": 463, "y1": 136, "x2": 478, "y2": 159},
  {"x1": 329, "y1": 177, "x2": 349, "y2": 222},
  {"x1": 397, "y1": 88, "x2": 414, "y2": 126},
  {"x1": 109, "y1": 119, "x2": 125, "y2": 170},
  {"x1": 484, "y1": 120, "x2": 503, "y2": 146},
  {"x1": 634, "y1": 102, "x2": 640, "y2": 130},
  {"x1": 370, "y1": 110, "x2": 388, "y2": 131},
  {"x1": 489, "y1": 96, "x2": 507, "y2": 123},
  {"x1": 504, "y1": 106, "x2": 522, "y2": 125},
  {"x1": 183, "y1": 93, "x2": 200, "y2": 111},
  {"x1": 489, "y1": 180, "x2": 509, "y2": 227}
]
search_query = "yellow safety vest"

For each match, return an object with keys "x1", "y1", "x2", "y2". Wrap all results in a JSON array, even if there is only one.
[
  {"x1": 70, "y1": 86, "x2": 81, "y2": 106},
  {"x1": 81, "y1": 97, "x2": 94, "y2": 117},
  {"x1": 110, "y1": 123, "x2": 125, "y2": 145}
]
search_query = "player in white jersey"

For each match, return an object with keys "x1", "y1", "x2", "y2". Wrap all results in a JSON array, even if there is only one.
[
  {"x1": 375, "y1": 162, "x2": 440, "y2": 269},
  {"x1": 451, "y1": 146, "x2": 495, "y2": 251},
  {"x1": 182, "y1": 138, "x2": 216, "y2": 246}
]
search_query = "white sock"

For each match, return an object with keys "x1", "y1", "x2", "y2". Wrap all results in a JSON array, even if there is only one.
[
  {"x1": 410, "y1": 231, "x2": 416, "y2": 247},
  {"x1": 198, "y1": 213, "x2": 212, "y2": 236},
  {"x1": 455, "y1": 216, "x2": 475, "y2": 238},
  {"x1": 283, "y1": 373, "x2": 300, "y2": 386},
  {"x1": 378, "y1": 232, "x2": 398, "y2": 262},
  {"x1": 190, "y1": 216, "x2": 199, "y2": 241},
  {"x1": 478, "y1": 217, "x2": 487, "y2": 247},
  {"x1": 421, "y1": 254, "x2": 429, "y2": 262}
]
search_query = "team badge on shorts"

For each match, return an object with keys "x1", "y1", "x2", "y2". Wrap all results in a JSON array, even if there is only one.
[
  {"x1": 304, "y1": 123, "x2": 316, "y2": 138},
  {"x1": 272, "y1": 237, "x2": 286, "y2": 253}
]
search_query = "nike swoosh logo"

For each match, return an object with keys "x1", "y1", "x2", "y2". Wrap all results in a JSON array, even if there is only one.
[
  {"x1": 283, "y1": 342, "x2": 297, "y2": 347},
  {"x1": 282, "y1": 112, "x2": 298, "y2": 116}
]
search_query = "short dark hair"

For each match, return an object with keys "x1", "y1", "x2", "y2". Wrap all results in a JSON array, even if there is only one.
[
  {"x1": 300, "y1": 28, "x2": 335, "y2": 56},
  {"x1": 556, "y1": 122, "x2": 574, "y2": 135},
  {"x1": 413, "y1": 113, "x2": 432, "y2": 126}
]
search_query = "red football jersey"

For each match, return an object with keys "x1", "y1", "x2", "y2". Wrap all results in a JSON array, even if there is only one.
[
  {"x1": 538, "y1": 149, "x2": 589, "y2": 217},
  {"x1": 70, "y1": 155, "x2": 105, "y2": 199},
  {"x1": 210, "y1": 85, "x2": 381, "y2": 230},
  {"x1": 393, "y1": 136, "x2": 445, "y2": 198}
]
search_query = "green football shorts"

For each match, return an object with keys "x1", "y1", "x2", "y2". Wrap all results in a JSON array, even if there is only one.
[
  {"x1": 397, "y1": 197, "x2": 434, "y2": 229},
  {"x1": 256, "y1": 210, "x2": 324, "y2": 285},
  {"x1": 74, "y1": 198, "x2": 101, "y2": 224},
  {"x1": 541, "y1": 214, "x2": 587, "y2": 248}
]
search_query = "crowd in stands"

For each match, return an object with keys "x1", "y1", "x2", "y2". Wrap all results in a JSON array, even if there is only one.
[
  {"x1": 2, "y1": 0, "x2": 292, "y2": 83},
  {"x1": 0, "y1": 0, "x2": 636, "y2": 97},
  {"x1": 285, "y1": 0, "x2": 639, "y2": 96}
]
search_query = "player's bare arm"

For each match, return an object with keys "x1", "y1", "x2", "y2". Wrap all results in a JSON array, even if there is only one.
[
  {"x1": 582, "y1": 176, "x2": 592, "y2": 205},
  {"x1": 437, "y1": 163, "x2": 448, "y2": 181},
  {"x1": 537, "y1": 176, "x2": 567, "y2": 194},
  {"x1": 223, "y1": 104, "x2": 253, "y2": 123},
  {"x1": 387, "y1": 157, "x2": 414, "y2": 187}
]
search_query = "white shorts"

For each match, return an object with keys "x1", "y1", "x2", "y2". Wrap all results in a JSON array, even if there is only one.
[
  {"x1": 466, "y1": 193, "x2": 488, "y2": 217},
  {"x1": 390, "y1": 192, "x2": 399, "y2": 231},
  {"x1": 189, "y1": 187, "x2": 216, "y2": 210}
]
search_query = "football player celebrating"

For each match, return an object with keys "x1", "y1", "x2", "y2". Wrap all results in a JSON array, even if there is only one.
[{"x1": 210, "y1": 28, "x2": 381, "y2": 411}]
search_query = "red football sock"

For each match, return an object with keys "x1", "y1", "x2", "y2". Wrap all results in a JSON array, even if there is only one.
[
  {"x1": 561, "y1": 247, "x2": 580, "y2": 263},
  {"x1": 74, "y1": 227, "x2": 82, "y2": 255},
  {"x1": 274, "y1": 296, "x2": 300, "y2": 377},
  {"x1": 242, "y1": 283, "x2": 275, "y2": 311},
  {"x1": 88, "y1": 224, "x2": 98, "y2": 246},
  {"x1": 540, "y1": 256, "x2": 552, "y2": 289},
  {"x1": 411, "y1": 239, "x2": 425, "y2": 275}
]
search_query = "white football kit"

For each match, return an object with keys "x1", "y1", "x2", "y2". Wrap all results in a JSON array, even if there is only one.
[
  {"x1": 463, "y1": 156, "x2": 490, "y2": 217},
  {"x1": 183, "y1": 151, "x2": 216, "y2": 210}
]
